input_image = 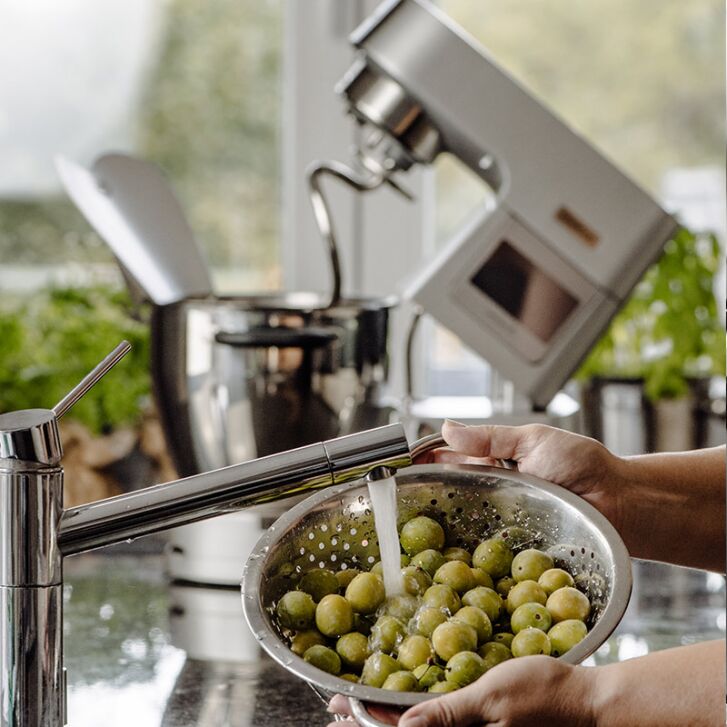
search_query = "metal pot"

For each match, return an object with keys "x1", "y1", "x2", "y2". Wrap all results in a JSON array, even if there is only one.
[{"x1": 151, "y1": 292, "x2": 398, "y2": 477}]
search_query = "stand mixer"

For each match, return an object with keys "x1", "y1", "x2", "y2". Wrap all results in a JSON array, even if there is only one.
[{"x1": 328, "y1": 0, "x2": 678, "y2": 412}]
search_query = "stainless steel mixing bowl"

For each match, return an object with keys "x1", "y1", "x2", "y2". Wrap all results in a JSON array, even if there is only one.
[{"x1": 242, "y1": 464, "x2": 632, "y2": 726}]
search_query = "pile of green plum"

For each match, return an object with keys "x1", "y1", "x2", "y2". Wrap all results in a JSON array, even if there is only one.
[{"x1": 273, "y1": 515, "x2": 592, "y2": 693}]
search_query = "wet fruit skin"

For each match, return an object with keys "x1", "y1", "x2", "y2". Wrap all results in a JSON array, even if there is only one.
[
  {"x1": 410, "y1": 606, "x2": 448, "y2": 638},
  {"x1": 336, "y1": 631, "x2": 370, "y2": 670},
  {"x1": 511, "y1": 548, "x2": 555, "y2": 583},
  {"x1": 410, "y1": 549, "x2": 447, "y2": 577},
  {"x1": 422, "y1": 584, "x2": 461, "y2": 615},
  {"x1": 478, "y1": 641, "x2": 513, "y2": 669},
  {"x1": 431, "y1": 621, "x2": 478, "y2": 662},
  {"x1": 315, "y1": 594, "x2": 354, "y2": 637},
  {"x1": 546, "y1": 587, "x2": 591, "y2": 623},
  {"x1": 433, "y1": 560, "x2": 476, "y2": 594},
  {"x1": 369, "y1": 615, "x2": 406, "y2": 653},
  {"x1": 461, "y1": 586, "x2": 503, "y2": 623},
  {"x1": 445, "y1": 651, "x2": 487, "y2": 686},
  {"x1": 450, "y1": 606, "x2": 492, "y2": 645},
  {"x1": 298, "y1": 568, "x2": 339, "y2": 602},
  {"x1": 429, "y1": 680, "x2": 459, "y2": 693},
  {"x1": 401, "y1": 565, "x2": 433, "y2": 596},
  {"x1": 510, "y1": 602, "x2": 553, "y2": 634},
  {"x1": 506, "y1": 580, "x2": 548, "y2": 614},
  {"x1": 399, "y1": 516, "x2": 446, "y2": 556},
  {"x1": 472, "y1": 538, "x2": 514, "y2": 578},
  {"x1": 511, "y1": 627, "x2": 552, "y2": 657},
  {"x1": 303, "y1": 644, "x2": 341, "y2": 675},
  {"x1": 442, "y1": 547, "x2": 472, "y2": 565},
  {"x1": 290, "y1": 629, "x2": 326, "y2": 656},
  {"x1": 414, "y1": 663, "x2": 445, "y2": 689},
  {"x1": 396, "y1": 634, "x2": 435, "y2": 671},
  {"x1": 382, "y1": 670, "x2": 420, "y2": 691},
  {"x1": 277, "y1": 591, "x2": 317, "y2": 630},
  {"x1": 538, "y1": 567, "x2": 575, "y2": 595},
  {"x1": 345, "y1": 572, "x2": 385, "y2": 615},
  {"x1": 361, "y1": 652, "x2": 401, "y2": 688},
  {"x1": 471, "y1": 567, "x2": 495, "y2": 589},
  {"x1": 548, "y1": 619, "x2": 588, "y2": 656}
]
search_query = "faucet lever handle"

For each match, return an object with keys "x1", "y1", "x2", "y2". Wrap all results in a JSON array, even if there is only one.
[{"x1": 52, "y1": 340, "x2": 132, "y2": 419}]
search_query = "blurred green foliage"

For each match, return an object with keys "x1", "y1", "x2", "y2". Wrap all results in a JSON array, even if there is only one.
[
  {"x1": 0, "y1": 287, "x2": 150, "y2": 433},
  {"x1": 576, "y1": 227, "x2": 726, "y2": 400}
]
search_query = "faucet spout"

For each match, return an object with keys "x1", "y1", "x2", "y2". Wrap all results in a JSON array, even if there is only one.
[{"x1": 57, "y1": 423, "x2": 411, "y2": 556}]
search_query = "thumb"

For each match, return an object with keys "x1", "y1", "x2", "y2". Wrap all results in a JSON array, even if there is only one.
[
  {"x1": 398, "y1": 682, "x2": 488, "y2": 727},
  {"x1": 442, "y1": 420, "x2": 523, "y2": 461}
]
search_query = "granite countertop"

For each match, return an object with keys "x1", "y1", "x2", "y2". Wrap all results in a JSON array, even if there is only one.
[{"x1": 64, "y1": 546, "x2": 725, "y2": 727}]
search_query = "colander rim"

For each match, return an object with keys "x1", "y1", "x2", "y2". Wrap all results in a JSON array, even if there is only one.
[{"x1": 241, "y1": 463, "x2": 632, "y2": 707}]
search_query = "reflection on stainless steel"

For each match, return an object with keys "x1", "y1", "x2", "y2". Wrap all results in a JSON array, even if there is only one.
[
  {"x1": 0, "y1": 585, "x2": 64, "y2": 726},
  {"x1": 242, "y1": 465, "x2": 633, "y2": 711},
  {"x1": 150, "y1": 294, "x2": 398, "y2": 479},
  {"x1": 52, "y1": 341, "x2": 132, "y2": 420},
  {"x1": 59, "y1": 423, "x2": 411, "y2": 556},
  {"x1": 63, "y1": 552, "x2": 724, "y2": 727}
]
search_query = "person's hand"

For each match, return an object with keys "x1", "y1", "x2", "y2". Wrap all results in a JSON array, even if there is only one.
[
  {"x1": 423, "y1": 420, "x2": 627, "y2": 535},
  {"x1": 326, "y1": 655, "x2": 596, "y2": 726}
]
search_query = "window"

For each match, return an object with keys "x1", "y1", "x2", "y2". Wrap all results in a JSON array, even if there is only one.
[{"x1": 0, "y1": 0, "x2": 283, "y2": 295}]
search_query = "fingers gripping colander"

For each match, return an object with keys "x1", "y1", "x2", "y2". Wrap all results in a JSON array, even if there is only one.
[{"x1": 242, "y1": 464, "x2": 632, "y2": 727}]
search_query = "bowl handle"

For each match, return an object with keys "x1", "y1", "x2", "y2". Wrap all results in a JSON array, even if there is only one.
[{"x1": 349, "y1": 698, "x2": 399, "y2": 727}]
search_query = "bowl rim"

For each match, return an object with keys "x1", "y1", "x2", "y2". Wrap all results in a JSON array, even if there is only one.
[{"x1": 241, "y1": 463, "x2": 632, "y2": 707}]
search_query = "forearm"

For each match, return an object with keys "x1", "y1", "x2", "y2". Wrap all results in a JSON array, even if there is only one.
[
  {"x1": 614, "y1": 446, "x2": 725, "y2": 572},
  {"x1": 593, "y1": 640, "x2": 725, "y2": 727}
]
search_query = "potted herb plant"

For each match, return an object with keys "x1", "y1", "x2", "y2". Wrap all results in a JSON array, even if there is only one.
[{"x1": 576, "y1": 226, "x2": 725, "y2": 452}]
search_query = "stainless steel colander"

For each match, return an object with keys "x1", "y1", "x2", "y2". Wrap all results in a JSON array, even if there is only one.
[{"x1": 242, "y1": 463, "x2": 632, "y2": 727}]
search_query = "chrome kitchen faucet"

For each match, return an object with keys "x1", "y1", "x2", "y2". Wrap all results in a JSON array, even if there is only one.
[{"x1": 0, "y1": 342, "x2": 413, "y2": 727}]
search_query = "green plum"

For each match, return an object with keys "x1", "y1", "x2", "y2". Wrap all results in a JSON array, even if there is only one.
[
  {"x1": 399, "y1": 517, "x2": 445, "y2": 556},
  {"x1": 303, "y1": 644, "x2": 341, "y2": 675},
  {"x1": 277, "y1": 591, "x2": 317, "y2": 630},
  {"x1": 546, "y1": 587, "x2": 591, "y2": 623},
  {"x1": 511, "y1": 627, "x2": 551, "y2": 657},
  {"x1": 431, "y1": 621, "x2": 477, "y2": 661},
  {"x1": 548, "y1": 619, "x2": 588, "y2": 656},
  {"x1": 511, "y1": 549, "x2": 554, "y2": 583},
  {"x1": 472, "y1": 538, "x2": 513, "y2": 578},
  {"x1": 315, "y1": 594, "x2": 354, "y2": 637}
]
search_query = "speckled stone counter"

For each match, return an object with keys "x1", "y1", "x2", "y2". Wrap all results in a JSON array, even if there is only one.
[{"x1": 64, "y1": 546, "x2": 724, "y2": 727}]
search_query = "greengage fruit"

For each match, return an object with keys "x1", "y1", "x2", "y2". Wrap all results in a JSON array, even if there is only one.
[
  {"x1": 336, "y1": 632, "x2": 370, "y2": 670},
  {"x1": 451, "y1": 606, "x2": 492, "y2": 645},
  {"x1": 511, "y1": 549, "x2": 554, "y2": 583},
  {"x1": 277, "y1": 591, "x2": 317, "y2": 630},
  {"x1": 461, "y1": 586, "x2": 502, "y2": 622},
  {"x1": 299, "y1": 568, "x2": 339, "y2": 602},
  {"x1": 538, "y1": 568, "x2": 574, "y2": 595},
  {"x1": 433, "y1": 560, "x2": 476, "y2": 594},
  {"x1": 361, "y1": 652, "x2": 400, "y2": 688},
  {"x1": 399, "y1": 517, "x2": 445, "y2": 556},
  {"x1": 382, "y1": 670, "x2": 419, "y2": 692},
  {"x1": 445, "y1": 651, "x2": 486, "y2": 687},
  {"x1": 410, "y1": 549, "x2": 446, "y2": 577},
  {"x1": 345, "y1": 572, "x2": 385, "y2": 615},
  {"x1": 472, "y1": 538, "x2": 513, "y2": 578},
  {"x1": 546, "y1": 587, "x2": 591, "y2": 623},
  {"x1": 511, "y1": 627, "x2": 551, "y2": 657},
  {"x1": 315, "y1": 594, "x2": 354, "y2": 637},
  {"x1": 431, "y1": 621, "x2": 477, "y2": 661},
  {"x1": 548, "y1": 619, "x2": 588, "y2": 656},
  {"x1": 396, "y1": 634, "x2": 434, "y2": 671},
  {"x1": 510, "y1": 602, "x2": 552, "y2": 634},
  {"x1": 506, "y1": 580, "x2": 547, "y2": 614},
  {"x1": 422, "y1": 584, "x2": 461, "y2": 614},
  {"x1": 304, "y1": 644, "x2": 341, "y2": 675}
]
